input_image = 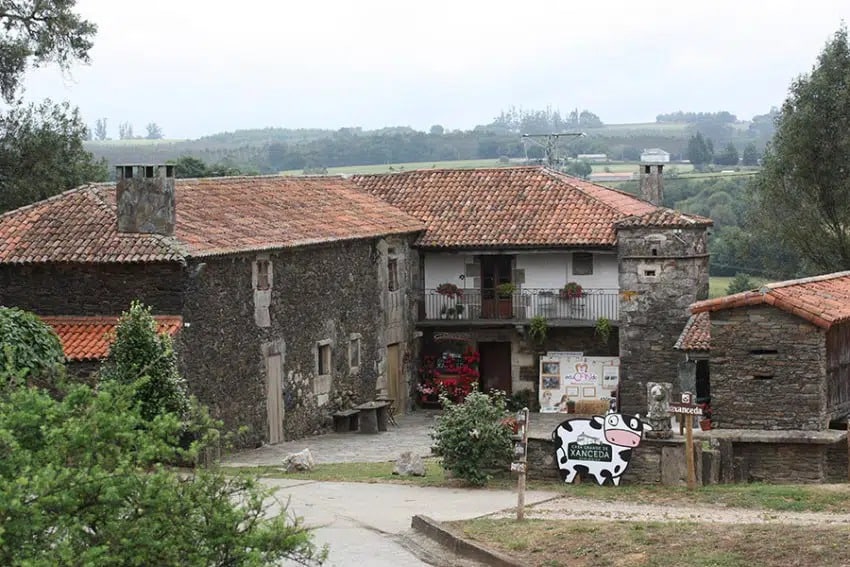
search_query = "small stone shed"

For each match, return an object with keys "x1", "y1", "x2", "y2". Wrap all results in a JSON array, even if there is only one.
[{"x1": 689, "y1": 271, "x2": 850, "y2": 431}]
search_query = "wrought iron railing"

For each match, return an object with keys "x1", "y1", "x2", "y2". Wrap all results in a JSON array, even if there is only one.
[{"x1": 419, "y1": 288, "x2": 619, "y2": 322}]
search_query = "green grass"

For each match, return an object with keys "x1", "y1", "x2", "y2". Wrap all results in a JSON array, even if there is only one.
[
  {"x1": 280, "y1": 158, "x2": 506, "y2": 176},
  {"x1": 709, "y1": 276, "x2": 767, "y2": 298}
]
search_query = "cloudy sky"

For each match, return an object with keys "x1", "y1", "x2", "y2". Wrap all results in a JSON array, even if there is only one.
[{"x1": 19, "y1": 0, "x2": 850, "y2": 139}]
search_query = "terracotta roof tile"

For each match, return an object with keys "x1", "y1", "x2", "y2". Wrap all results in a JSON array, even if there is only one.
[
  {"x1": 351, "y1": 166, "x2": 659, "y2": 248},
  {"x1": 0, "y1": 176, "x2": 423, "y2": 264},
  {"x1": 690, "y1": 271, "x2": 850, "y2": 329},
  {"x1": 615, "y1": 208, "x2": 713, "y2": 229},
  {"x1": 39, "y1": 315, "x2": 182, "y2": 361},
  {"x1": 674, "y1": 312, "x2": 710, "y2": 351}
]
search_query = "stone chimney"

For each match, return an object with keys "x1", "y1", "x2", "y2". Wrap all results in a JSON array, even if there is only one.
[
  {"x1": 116, "y1": 164, "x2": 176, "y2": 236},
  {"x1": 639, "y1": 163, "x2": 663, "y2": 206}
]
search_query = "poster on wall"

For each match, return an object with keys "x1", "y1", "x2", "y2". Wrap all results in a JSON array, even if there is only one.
[{"x1": 539, "y1": 353, "x2": 619, "y2": 413}]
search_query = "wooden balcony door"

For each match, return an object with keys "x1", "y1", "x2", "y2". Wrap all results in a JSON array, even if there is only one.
[{"x1": 480, "y1": 255, "x2": 513, "y2": 319}]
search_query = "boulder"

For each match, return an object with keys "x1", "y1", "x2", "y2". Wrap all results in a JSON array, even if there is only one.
[
  {"x1": 393, "y1": 451, "x2": 426, "y2": 476},
  {"x1": 282, "y1": 448, "x2": 315, "y2": 472}
]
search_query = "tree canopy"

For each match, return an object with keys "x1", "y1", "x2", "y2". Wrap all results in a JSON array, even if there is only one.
[
  {"x1": 0, "y1": 0, "x2": 96, "y2": 103},
  {"x1": 751, "y1": 25, "x2": 850, "y2": 272}
]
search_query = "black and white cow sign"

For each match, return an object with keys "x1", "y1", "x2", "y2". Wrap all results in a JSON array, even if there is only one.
[{"x1": 551, "y1": 412, "x2": 651, "y2": 486}]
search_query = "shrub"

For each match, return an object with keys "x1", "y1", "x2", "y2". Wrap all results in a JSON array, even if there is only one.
[
  {"x1": 0, "y1": 306, "x2": 64, "y2": 388},
  {"x1": 99, "y1": 301, "x2": 188, "y2": 421},
  {"x1": 726, "y1": 273, "x2": 755, "y2": 295},
  {"x1": 507, "y1": 389, "x2": 540, "y2": 413},
  {"x1": 0, "y1": 379, "x2": 326, "y2": 565},
  {"x1": 430, "y1": 387, "x2": 513, "y2": 486}
]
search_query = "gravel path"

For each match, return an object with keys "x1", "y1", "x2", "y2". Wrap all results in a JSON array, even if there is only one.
[{"x1": 488, "y1": 495, "x2": 850, "y2": 526}]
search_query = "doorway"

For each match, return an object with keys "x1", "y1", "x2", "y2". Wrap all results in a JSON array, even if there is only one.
[
  {"x1": 480, "y1": 255, "x2": 513, "y2": 319},
  {"x1": 266, "y1": 353, "x2": 284, "y2": 444},
  {"x1": 478, "y1": 341, "x2": 513, "y2": 394}
]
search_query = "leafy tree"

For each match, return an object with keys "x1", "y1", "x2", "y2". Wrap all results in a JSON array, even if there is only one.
[
  {"x1": 99, "y1": 301, "x2": 189, "y2": 422},
  {"x1": 172, "y1": 155, "x2": 210, "y2": 178},
  {"x1": 751, "y1": 25, "x2": 850, "y2": 272},
  {"x1": 429, "y1": 124, "x2": 444, "y2": 136},
  {"x1": 726, "y1": 273, "x2": 755, "y2": 294},
  {"x1": 146, "y1": 122, "x2": 163, "y2": 139},
  {"x1": 94, "y1": 117, "x2": 107, "y2": 140},
  {"x1": 0, "y1": 307, "x2": 64, "y2": 387},
  {"x1": 0, "y1": 0, "x2": 96, "y2": 103},
  {"x1": 430, "y1": 387, "x2": 512, "y2": 486},
  {"x1": 118, "y1": 121, "x2": 134, "y2": 139},
  {"x1": 579, "y1": 110, "x2": 603, "y2": 128},
  {"x1": 0, "y1": 378, "x2": 326, "y2": 565},
  {"x1": 687, "y1": 132, "x2": 714, "y2": 170},
  {"x1": 715, "y1": 142, "x2": 739, "y2": 166},
  {"x1": 565, "y1": 159, "x2": 592, "y2": 179},
  {"x1": 742, "y1": 142, "x2": 760, "y2": 166},
  {"x1": 0, "y1": 100, "x2": 108, "y2": 213}
]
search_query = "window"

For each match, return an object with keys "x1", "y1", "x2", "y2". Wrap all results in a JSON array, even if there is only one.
[
  {"x1": 644, "y1": 269, "x2": 656, "y2": 277},
  {"x1": 572, "y1": 252, "x2": 593, "y2": 275},
  {"x1": 256, "y1": 260, "x2": 270, "y2": 290},
  {"x1": 387, "y1": 258, "x2": 399, "y2": 291},
  {"x1": 318, "y1": 343, "x2": 332, "y2": 376},
  {"x1": 349, "y1": 335, "x2": 361, "y2": 370}
]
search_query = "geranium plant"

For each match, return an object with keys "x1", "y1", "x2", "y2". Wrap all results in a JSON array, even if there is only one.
[
  {"x1": 560, "y1": 282, "x2": 584, "y2": 299},
  {"x1": 436, "y1": 283, "x2": 463, "y2": 299}
]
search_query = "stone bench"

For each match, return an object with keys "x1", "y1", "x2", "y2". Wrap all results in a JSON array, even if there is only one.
[
  {"x1": 332, "y1": 409, "x2": 360, "y2": 433},
  {"x1": 354, "y1": 401, "x2": 391, "y2": 434}
]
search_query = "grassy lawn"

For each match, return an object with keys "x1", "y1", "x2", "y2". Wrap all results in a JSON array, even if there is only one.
[
  {"x1": 709, "y1": 276, "x2": 767, "y2": 298},
  {"x1": 233, "y1": 460, "x2": 850, "y2": 514},
  {"x1": 280, "y1": 158, "x2": 506, "y2": 175},
  {"x1": 452, "y1": 519, "x2": 850, "y2": 567}
]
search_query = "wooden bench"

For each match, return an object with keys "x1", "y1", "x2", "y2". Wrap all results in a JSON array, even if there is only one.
[{"x1": 332, "y1": 409, "x2": 360, "y2": 433}]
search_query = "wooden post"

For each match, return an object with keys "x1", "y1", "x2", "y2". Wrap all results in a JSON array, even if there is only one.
[
  {"x1": 515, "y1": 407, "x2": 529, "y2": 521},
  {"x1": 686, "y1": 415, "x2": 696, "y2": 490}
]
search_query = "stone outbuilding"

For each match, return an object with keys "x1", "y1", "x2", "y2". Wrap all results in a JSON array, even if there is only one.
[{"x1": 689, "y1": 271, "x2": 850, "y2": 431}]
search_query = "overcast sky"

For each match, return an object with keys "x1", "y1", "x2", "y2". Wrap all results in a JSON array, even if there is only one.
[{"x1": 19, "y1": 0, "x2": 850, "y2": 139}]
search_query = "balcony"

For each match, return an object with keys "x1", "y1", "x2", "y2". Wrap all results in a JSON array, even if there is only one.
[{"x1": 418, "y1": 288, "x2": 619, "y2": 325}]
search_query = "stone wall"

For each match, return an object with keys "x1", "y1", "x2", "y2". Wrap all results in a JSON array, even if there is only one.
[
  {"x1": 0, "y1": 262, "x2": 185, "y2": 315},
  {"x1": 710, "y1": 305, "x2": 827, "y2": 430},
  {"x1": 180, "y1": 237, "x2": 405, "y2": 446},
  {"x1": 618, "y1": 225, "x2": 709, "y2": 416}
]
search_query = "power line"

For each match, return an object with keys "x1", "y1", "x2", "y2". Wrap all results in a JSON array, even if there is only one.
[{"x1": 521, "y1": 132, "x2": 585, "y2": 167}]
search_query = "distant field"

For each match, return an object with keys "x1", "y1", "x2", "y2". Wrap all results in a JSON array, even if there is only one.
[
  {"x1": 587, "y1": 122, "x2": 691, "y2": 136},
  {"x1": 281, "y1": 159, "x2": 507, "y2": 175},
  {"x1": 85, "y1": 139, "x2": 186, "y2": 146},
  {"x1": 709, "y1": 276, "x2": 767, "y2": 298}
]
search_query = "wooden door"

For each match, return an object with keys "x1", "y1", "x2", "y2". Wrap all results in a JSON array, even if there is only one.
[
  {"x1": 387, "y1": 343, "x2": 404, "y2": 415},
  {"x1": 266, "y1": 354, "x2": 283, "y2": 444},
  {"x1": 478, "y1": 342, "x2": 512, "y2": 394},
  {"x1": 480, "y1": 255, "x2": 514, "y2": 319}
]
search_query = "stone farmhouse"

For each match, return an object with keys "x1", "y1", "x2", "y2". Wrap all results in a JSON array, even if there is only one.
[
  {"x1": 353, "y1": 166, "x2": 712, "y2": 415},
  {"x1": 0, "y1": 163, "x2": 711, "y2": 445},
  {"x1": 0, "y1": 166, "x2": 423, "y2": 446}
]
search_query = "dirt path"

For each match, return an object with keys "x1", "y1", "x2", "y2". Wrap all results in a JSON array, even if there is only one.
[{"x1": 488, "y1": 495, "x2": 850, "y2": 526}]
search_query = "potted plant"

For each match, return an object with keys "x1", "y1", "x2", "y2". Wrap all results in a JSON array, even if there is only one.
[
  {"x1": 595, "y1": 316, "x2": 612, "y2": 345},
  {"x1": 454, "y1": 304, "x2": 465, "y2": 319},
  {"x1": 560, "y1": 282, "x2": 584, "y2": 300},
  {"x1": 436, "y1": 282, "x2": 463, "y2": 299},
  {"x1": 495, "y1": 282, "x2": 516, "y2": 319},
  {"x1": 528, "y1": 315, "x2": 548, "y2": 349},
  {"x1": 698, "y1": 402, "x2": 713, "y2": 430}
]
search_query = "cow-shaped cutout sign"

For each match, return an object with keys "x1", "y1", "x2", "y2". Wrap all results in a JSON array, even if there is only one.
[{"x1": 552, "y1": 412, "x2": 651, "y2": 486}]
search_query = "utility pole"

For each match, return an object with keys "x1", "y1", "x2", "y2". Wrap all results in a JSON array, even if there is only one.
[{"x1": 521, "y1": 132, "x2": 585, "y2": 167}]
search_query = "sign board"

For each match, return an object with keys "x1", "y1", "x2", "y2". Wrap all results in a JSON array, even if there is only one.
[
  {"x1": 510, "y1": 462, "x2": 527, "y2": 473},
  {"x1": 668, "y1": 404, "x2": 704, "y2": 416},
  {"x1": 539, "y1": 354, "x2": 620, "y2": 413},
  {"x1": 552, "y1": 413, "x2": 650, "y2": 486}
]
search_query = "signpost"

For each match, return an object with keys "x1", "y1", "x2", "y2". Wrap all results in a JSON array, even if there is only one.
[
  {"x1": 513, "y1": 407, "x2": 529, "y2": 520},
  {"x1": 668, "y1": 392, "x2": 702, "y2": 490}
]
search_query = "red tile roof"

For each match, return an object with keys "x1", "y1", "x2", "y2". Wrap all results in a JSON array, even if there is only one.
[
  {"x1": 616, "y1": 208, "x2": 713, "y2": 229},
  {"x1": 0, "y1": 176, "x2": 423, "y2": 264},
  {"x1": 674, "y1": 312, "x2": 710, "y2": 351},
  {"x1": 39, "y1": 315, "x2": 183, "y2": 361},
  {"x1": 690, "y1": 271, "x2": 850, "y2": 329},
  {"x1": 352, "y1": 166, "x2": 662, "y2": 248}
]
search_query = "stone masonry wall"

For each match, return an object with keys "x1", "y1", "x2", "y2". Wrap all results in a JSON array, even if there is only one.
[
  {"x1": 0, "y1": 262, "x2": 185, "y2": 315},
  {"x1": 180, "y1": 237, "x2": 398, "y2": 447},
  {"x1": 618, "y1": 226, "x2": 709, "y2": 416},
  {"x1": 710, "y1": 305, "x2": 827, "y2": 430}
]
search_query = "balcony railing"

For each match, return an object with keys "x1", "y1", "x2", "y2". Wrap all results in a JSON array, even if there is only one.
[{"x1": 419, "y1": 288, "x2": 619, "y2": 323}]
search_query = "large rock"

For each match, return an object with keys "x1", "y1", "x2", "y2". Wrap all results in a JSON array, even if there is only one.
[
  {"x1": 393, "y1": 451, "x2": 426, "y2": 476},
  {"x1": 282, "y1": 448, "x2": 315, "y2": 472}
]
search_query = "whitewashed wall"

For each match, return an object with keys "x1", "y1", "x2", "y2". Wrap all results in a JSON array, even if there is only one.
[{"x1": 517, "y1": 252, "x2": 618, "y2": 290}]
